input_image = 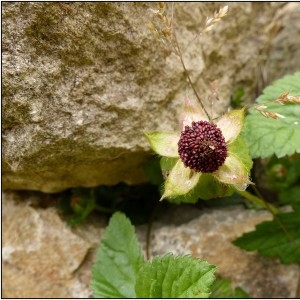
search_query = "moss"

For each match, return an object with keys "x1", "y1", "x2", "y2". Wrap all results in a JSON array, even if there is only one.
[
  {"x1": 24, "y1": 4, "x2": 63, "y2": 53},
  {"x1": 2, "y1": 102, "x2": 31, "y2": 130},
  {"x1": 24, "y1": 3, "x2": 93, "y2": 66},
  {"x1": 24, "y1": 2, "x2": 142, "y2": 69}
]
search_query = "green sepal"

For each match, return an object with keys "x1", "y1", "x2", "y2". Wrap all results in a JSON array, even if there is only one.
[
  {"x1": 145, "y1": 132, "x2": 180, "y2": 157},
  {"x1": 216, "y1": 108, "x2": 245, "y2": 144},
  {"x1": 161, "y1": 159, "x2": 201, "y2": 200}
]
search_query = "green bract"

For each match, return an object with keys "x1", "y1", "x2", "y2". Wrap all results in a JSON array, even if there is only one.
[{"x1": 145, "y1": 98, "x2": 252, "y2": 201}]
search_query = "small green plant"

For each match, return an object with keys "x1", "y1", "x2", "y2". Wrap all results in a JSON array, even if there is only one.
[
  {"x1": 233, "y1": 73, "x2": 300, "y2": 264},
  {"x1": 90, "y1": 4, "x2": 300, "y2": 298},
  {"x1": 59, "y1": 187, "x2": 115, "y2": 227},
  {"x1": 91, "y1": 212, "x2": 248, "y2": 298},
  {"x1": 146, "y1": 3, "x2": 300, "y2": 268}
]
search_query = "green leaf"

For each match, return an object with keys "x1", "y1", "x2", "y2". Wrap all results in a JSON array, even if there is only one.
[
  {"x1": 233, "y1": 210, "x2": 300, "y2": 264},
  {"x1": 91, "y1": 212, "x2": 144, "y2": 298},
  {"x1": 210, "y1": 278, "x2": 250, "y2": 298},
  {"x1": 135, "y1": 253, "x2": 216, "y2": 298},
  {"x1": 243, "y1": 72, "x2": 300, "y2": 158}
]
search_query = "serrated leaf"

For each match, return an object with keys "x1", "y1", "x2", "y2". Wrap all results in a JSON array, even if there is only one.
[
  {"x1": 233, "y1": 210, "x2": 300, "y2": 264},
  {"x1": 243, "y1": 72, "x2": 300, "y2": 158},
  {"x1": 135, "y1": 253, "x2": 216, "y2": 298},
  {"x1": 91, "y1": 212, "x2": 144, "y2": 298},
  {"x1": 210, "y1": 278, "x2": 250, "y2": 298}
]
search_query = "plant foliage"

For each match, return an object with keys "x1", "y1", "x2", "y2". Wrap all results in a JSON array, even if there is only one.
[
  {"x1": 135, "y1": 253, "x2": 216, "y2": 298},
  {"x1": 210, "y1": 278, "x2": 250, "y2": 298},
  {"x1": 233, "y1": 209, "x2": 300, "y2": 264},
  {"x1": 91, "y1": 212, "x2": 217, "y2": 298},
  {"x1": 91, "y1": 212, "x2": 144, "y2": 298},
  {"x1": 243, "y1": 72, "x2": 300, "y2": 158}
]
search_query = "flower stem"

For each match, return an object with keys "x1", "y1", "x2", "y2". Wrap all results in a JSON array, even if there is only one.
[
  {"x1": 236, "y1": 190, "x2": 279, "y2": 215},
  {"x1": 237, "y1": 189, "x2": 297, "y2": 246},
  {"x1": 172, "y1": 24, "x2": 211, "y2": 121}
]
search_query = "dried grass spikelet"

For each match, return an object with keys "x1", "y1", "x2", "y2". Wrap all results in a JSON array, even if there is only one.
[
  {"x1": 254, "y1": 105, "x2": 285, "y2": 119},
  {"x1": 254, "y1": 91, "x2": 300, "y2": 119},
  {"x1": 148, "y1": 2, "x2": 173, "y2": 55},
  {"x1": 148, "y1": 3, "x2": 229, "y2": 59},
  {"x1": 259, "y1": 111, "x2": 285, "y2": 119},
  {"x1": 274, "y1": 91, "x2": 300, "y2": 105},
  {"x1": 202, "y1": 5, "x2": 228, "y2": 33}
]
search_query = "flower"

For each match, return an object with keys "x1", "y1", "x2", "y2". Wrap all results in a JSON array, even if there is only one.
[
  {"x1": 178, "y1": 120, "x2": 227, "y2": 173},
  {"x1": 145, "y1": 97, "x2": 252, "y2": 200}
]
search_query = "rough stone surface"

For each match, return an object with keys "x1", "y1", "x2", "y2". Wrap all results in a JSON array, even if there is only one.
[
  {"x1": 2, "y1": 191, "x2": 94, "y2": 298},
  {"x1": 2, "y1": 190, "x2": 299, "y2": 298},
  {"x1": 3, "y1": 2, "x2": 300, "y2": 192},
  {"x1": 265, "y1": 3, "x2": 300, "y2": 83}
]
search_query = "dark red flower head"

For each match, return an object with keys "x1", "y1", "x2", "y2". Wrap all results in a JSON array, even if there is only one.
[{"x1": 178, "y1": 121, "x2": 227, "y2": 173}]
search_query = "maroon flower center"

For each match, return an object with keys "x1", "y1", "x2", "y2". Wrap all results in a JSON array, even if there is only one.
[{"x1": 178, "y1": 121, "x2": 227, "y2": 173}]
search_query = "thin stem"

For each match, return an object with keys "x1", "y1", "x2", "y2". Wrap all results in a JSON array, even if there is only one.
[
  {"x1": 237, "y1": 189, "x2": 295, "y2": 244},
  {"x1": 236, "y1": 190, "x2": 279, "y2": 215},
  {"x1": 146, "y1": 218, "x2": 153, "y2": 261},
  {"x1": 146, "y1": 201, "x2": 159, "y2": 260},
  {"x1": 172, "y1": 22, "x2": 211, "y2": 121},
  {"x1": 252, "y1": 185, "x2": 265, "y2": 202}
]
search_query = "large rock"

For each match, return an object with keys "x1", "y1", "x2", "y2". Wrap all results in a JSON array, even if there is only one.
[
  {"x1": 2, "y1": 190, "x2": 299, "y2": 298},
  {"x1": 2, "y1": 191, "x2": 93, "y2": 298},
  {"x1": 3, "y1": 2, "x2": 300, "y2": 192},
  {"x1": 265, "y1": 3, "x2": 300, "y2": 83}
]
